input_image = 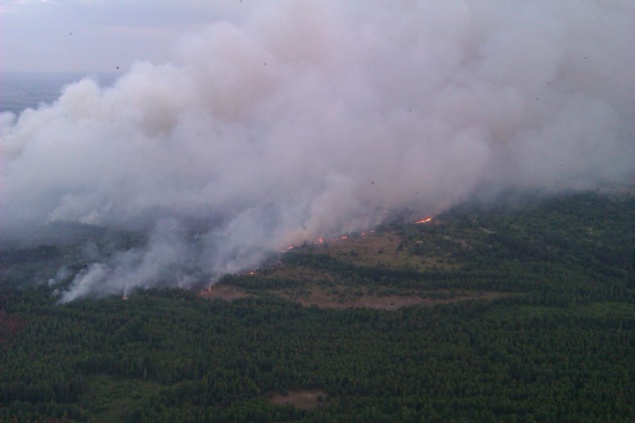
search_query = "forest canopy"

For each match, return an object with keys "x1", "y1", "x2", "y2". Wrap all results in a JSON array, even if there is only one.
[{"x1": 1, "y1": 191, "x2": 633, "y2": 422}]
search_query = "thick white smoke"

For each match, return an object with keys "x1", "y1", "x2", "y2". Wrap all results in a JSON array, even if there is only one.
[{"x1": 1, "y1": 0, "x2": 634, "y2": 301}]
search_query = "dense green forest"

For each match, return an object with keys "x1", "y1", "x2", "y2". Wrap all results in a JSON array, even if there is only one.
[{"x1": 1, "y1": 191, "x2": 634, "y2": 422}]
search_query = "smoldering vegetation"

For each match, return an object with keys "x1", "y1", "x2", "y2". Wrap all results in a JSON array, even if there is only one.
[{"x1": 1, "y1": 0, "x2": 634, "y2": 300}]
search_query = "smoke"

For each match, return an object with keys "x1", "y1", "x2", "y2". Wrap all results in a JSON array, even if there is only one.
[{"x1": 1, "y1": 0, "x2": 634, "y2": 301}]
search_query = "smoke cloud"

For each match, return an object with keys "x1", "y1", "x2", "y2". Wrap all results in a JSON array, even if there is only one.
[{"x1": 1, "y1": 0, "x2": 634, "y2": 301}]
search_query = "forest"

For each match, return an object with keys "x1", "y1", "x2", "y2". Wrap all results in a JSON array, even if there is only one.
[{"x1": 0, "y1": 191, "x2": 633, "y2": 422}]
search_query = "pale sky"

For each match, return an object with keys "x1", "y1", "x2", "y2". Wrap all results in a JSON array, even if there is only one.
[{"x1": 0, "y1": 0, "x2": 250, "y2": 72}]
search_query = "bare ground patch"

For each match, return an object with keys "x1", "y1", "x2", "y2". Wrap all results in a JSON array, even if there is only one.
[
  {"x1": 200, "y1": 277, "x2": 512, "y2": 310},
  {"x1": 200, "y1": 284, "x2": 252, "y2": 301},
  {"x1": 310, "y1": 230, "x2": 446, "y2": 269},
  {"x1": 274, "y1": 286, "x2": 510, "y2": 310},
  {"x1": 254, "y1": 230, "x2": 458, "y2": 286},
  {"x1": 258, "y1": 264, "x2": 336, "y2": 285},
  {"x1": 269, "y1": 390, "x2": 329, "y2": 410}
]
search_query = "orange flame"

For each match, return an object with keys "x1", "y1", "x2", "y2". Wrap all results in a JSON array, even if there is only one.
[{"x1": 416, "y1": 216, "x2": 433, "y2": 224}]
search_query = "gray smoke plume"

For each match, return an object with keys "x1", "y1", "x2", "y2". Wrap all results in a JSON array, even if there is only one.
[{"x1": 1, "y1": 0, "x2": 634, "y2": 301}]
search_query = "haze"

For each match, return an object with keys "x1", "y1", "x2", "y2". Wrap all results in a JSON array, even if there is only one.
[{"x1": 1, "y1": 0, "x2": 633, "y2": 301}]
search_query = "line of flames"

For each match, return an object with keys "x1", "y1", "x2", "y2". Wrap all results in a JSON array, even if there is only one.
[{"x1": 198, "y1": 216, "x2": 434, "y2": 294}]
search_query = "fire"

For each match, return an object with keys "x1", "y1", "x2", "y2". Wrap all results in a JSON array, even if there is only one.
[
  {"x1": 278, "y1": 228, "x2": 375, "y2": 255},
  {"x1": 416, "y1": 216, "x2": 433, "y2": 224}
]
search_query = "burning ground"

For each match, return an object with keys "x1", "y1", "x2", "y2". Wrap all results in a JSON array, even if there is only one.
[
  {"x1": 201, "y1": 216, "x2": 512, "y2": 309},
  {"x1": 202, "y1": 189, "x2": 635, "y2": 310}
]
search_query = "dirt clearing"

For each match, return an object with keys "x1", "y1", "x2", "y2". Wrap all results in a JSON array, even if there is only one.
[{"x1": 269, "y1": 390, "x2": 329, "y2": 409}]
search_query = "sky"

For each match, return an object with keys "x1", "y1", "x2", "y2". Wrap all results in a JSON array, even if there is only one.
[
  {"x1": 0, "y1": 0, "x2": 249, "y2": 73},
  {"x1": 1, "y1": 0, "x2": 634, "y2": 301}
]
